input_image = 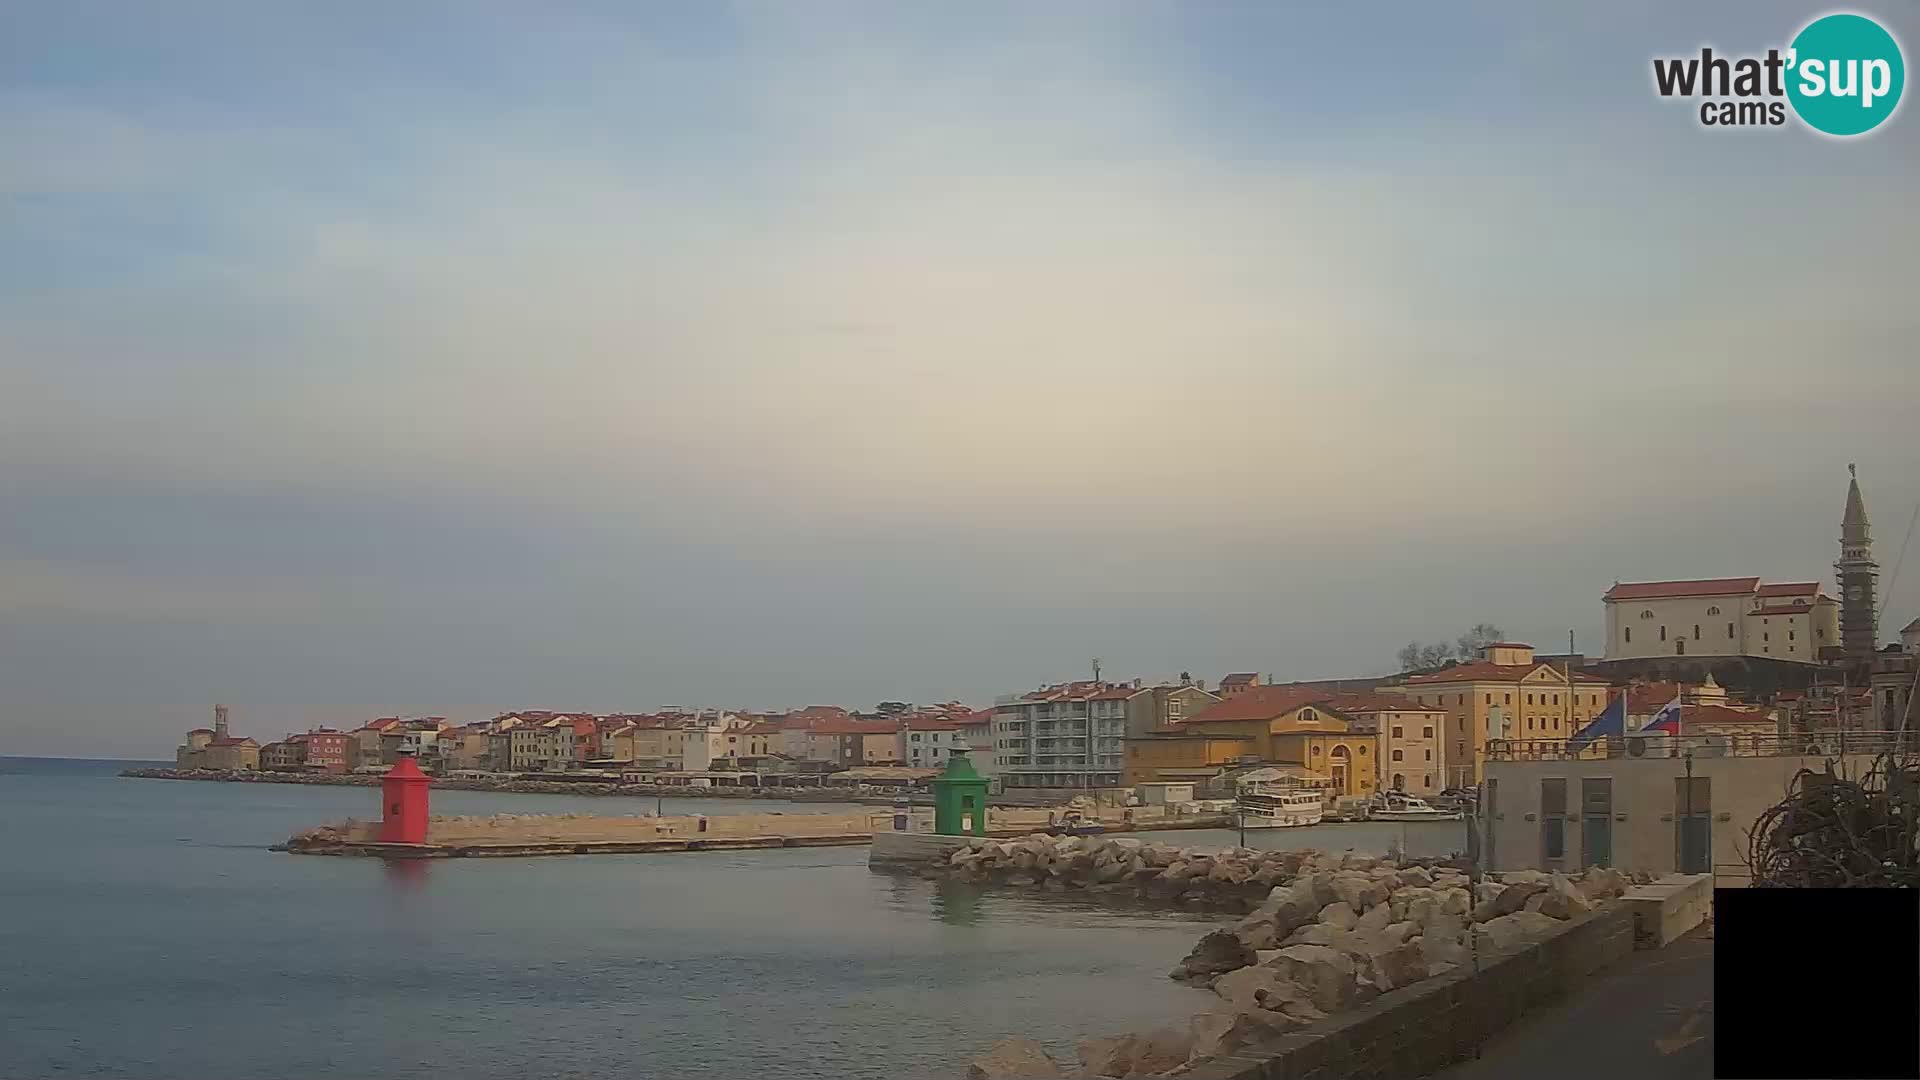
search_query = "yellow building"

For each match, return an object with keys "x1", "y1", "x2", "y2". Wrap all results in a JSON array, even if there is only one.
[
  {"x1": 1384, "y1": 642, "x2": 1611, "y2": 787},
  {"x1": 1315, "y1": 692, "x2": 1450, "y2": 797},
  {"x1": 1177, "y1": 688, "x2": 1381, "y2": 797},
  {"x1": 1122, "y1": 732, "x2": 1254, "y2": 786}
]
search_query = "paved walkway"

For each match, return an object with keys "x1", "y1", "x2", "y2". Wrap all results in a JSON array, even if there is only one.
[{"x1": 1427, "y1": 924, "x2": 1714, "y2": 1080}]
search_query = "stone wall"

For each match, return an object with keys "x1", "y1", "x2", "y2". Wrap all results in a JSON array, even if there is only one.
[{"x1": 1178, "y1": 906, "x2": 1635, "y2": 1080}]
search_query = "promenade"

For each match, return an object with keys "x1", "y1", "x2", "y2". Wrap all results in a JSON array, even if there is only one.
[{"x1": 1426, "y1": 924, "x2": 1714, "y2": 1080}]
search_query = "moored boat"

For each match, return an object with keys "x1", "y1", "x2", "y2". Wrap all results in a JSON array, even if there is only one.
[
  {"x1": 1368, "y1": 792, "x2": 1462, "y2": 821},
  {"x1": 1235, "y1": 783, "x2": 1325, "y2": 829}
]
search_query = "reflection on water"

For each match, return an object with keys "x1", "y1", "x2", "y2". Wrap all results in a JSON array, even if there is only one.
[{"x1": 382, "y1": 858, "x2": 431, "y2": 891}]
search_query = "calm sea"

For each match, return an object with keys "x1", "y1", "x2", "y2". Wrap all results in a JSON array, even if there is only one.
[{"x1": 0, "y1": 757, "x2": 1460, "y2": 1080}]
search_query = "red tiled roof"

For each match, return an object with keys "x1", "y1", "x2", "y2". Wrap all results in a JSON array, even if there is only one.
[
  {"x1": 1604, "y1": 577, "x2": 1760, "y2": 601},
  {"x1": 1756, "y1": 582, "x2": 1820, "y2": 597},
  {"x1": 738, "y1": 722, "x2": 783, "y2": 736},
  {"x1": 1089, "y1": 686, "x2": 1142, "y2": 701},
  {"x1": 902, "y1": 716, "x2": 966, "y2": 730},
  {"x1": 1181, "y1": 686, "x2": 1340, "y2": 724},
  {"x1": 1219, "y1": 672, "x2": 1259, "y2": 686},
  {"x1": 1314, "y1": 691, "x2": 1448, "y2": 715}
]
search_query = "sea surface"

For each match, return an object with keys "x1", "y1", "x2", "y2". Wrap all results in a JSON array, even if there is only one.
[{"x1": 0, "y1": 757, "x2": 1460, "y2": 1080}]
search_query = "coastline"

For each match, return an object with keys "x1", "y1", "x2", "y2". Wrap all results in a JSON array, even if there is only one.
[{"x1": 120, "y1": 766, "x2": 905, "y2": 801}]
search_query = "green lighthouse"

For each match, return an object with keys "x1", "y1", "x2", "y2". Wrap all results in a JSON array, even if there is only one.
[{"x1": 931, "y1": 750, "x2": 990, "y2": 836}]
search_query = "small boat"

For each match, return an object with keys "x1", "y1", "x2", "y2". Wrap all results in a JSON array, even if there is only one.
[
  {"x1": 1369, "y1": 793, "x2": 1462, "y2": 821},
  {"x1": 1045, "y1": 811, "x2": 1106, "y2": 836},
  {"x1": 1235, "y1": 783, "x2": 1325, "y2": 829}
]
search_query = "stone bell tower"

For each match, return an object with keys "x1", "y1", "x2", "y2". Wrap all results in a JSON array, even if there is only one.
[{"x1": 1836, "y1": 464, "x2": 1878, "y2": 659}]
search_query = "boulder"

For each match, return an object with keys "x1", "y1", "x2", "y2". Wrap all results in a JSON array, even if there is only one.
[
  {"x1": 1437, "y1": 887, "x2": 1471, "y2": 917},
  {"x1": 1264, "y1": 944, "x2": 1359, "y2": 1013},
  {"x1": 1360, "y1": 939, "x2": 1429, "y2": 993},
  {"x1": 1283, "y1": 922, "x2": 1351, "y2": 949},
  {"x1": 1317, "y1": 901, "x2": 1359, "y2": 931},
  {"x1": 1210, "y1": 858, "x2": 1254, "y2": 885},
  {"x1": 1491, "y1": 881, "x2": 1548, "y2": 917},
  {"x1": 1169, "y1": 930, "x2": 1257, "y2": 985},
  {"x1": 1536, "y1": 875, "x2": 1593, "y2": 920},
  {"x1": 1233, "y1": 896, "x2": 1318, "y2": 950},
  {"x1": 1330, "y1": 873, "x2": 1388, "y2": 913},
  {"x1": 1075, "y1": 1034, "x2": 1141, "y2": 1078},
  {"x1": 1354, "y1": 902, "x2": 1393, "y2": 937},
  {"x1": 967, "y1": 1038, "x2": 1062, "y2": 1079},
  {"x1": 1475, "y1": 911, "x2": 1563, "y2": 954},
  {"x1": 1188, "y1": 1010, "x2": 1264, "y2": 1064},
  {"x1": 1127, "y1": 1026, "x2": 1195, "y2": 1076},
  {"x1": 1496, "y1": 869, "x2": 1550, "y2": 885},
  {"x1": 1419, "y1": 912, "x2": 1470, "y2": 969},
  {"x1": 1577, "y1": 866, "x2": 1630, "y2": 901}
]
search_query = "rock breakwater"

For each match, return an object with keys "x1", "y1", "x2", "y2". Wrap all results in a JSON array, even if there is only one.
[{"x1": 951, "y1": 834, "x2": 1643, "y2": 1078}]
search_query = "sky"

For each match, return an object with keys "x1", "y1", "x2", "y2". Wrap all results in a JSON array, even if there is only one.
[{"x1": 4, "y1": 1, "x2": 1918, "y2": 757}]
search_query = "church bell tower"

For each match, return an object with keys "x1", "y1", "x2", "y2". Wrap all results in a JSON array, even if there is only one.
[{"x1": 1836, "y1": 464, "x2": 1878, "y2": 658}]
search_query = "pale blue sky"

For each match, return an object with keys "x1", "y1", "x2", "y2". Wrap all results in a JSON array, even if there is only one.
[{"x1": 4, "y1": 2, "x2": 1918, "y2": 755}]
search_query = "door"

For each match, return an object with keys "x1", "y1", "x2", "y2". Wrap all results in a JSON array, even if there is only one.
[
  {"x1": 1540, "y1": 778, "x2": 1567, "y2": 871},
  {"x1": 1581, "y1": 777, "x2": 1613, "y2": 868},
  {"x1": 1675, "y1": 776, "x2": 1711, "y2": 873}
]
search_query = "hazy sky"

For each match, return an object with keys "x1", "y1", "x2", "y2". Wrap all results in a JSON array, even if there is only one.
[{"x1": 4, "y1": 2, "x2": 1918, "y2": 756}]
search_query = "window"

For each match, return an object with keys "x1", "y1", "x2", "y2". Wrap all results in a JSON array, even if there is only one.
[
  {"x1": 1392, "y1": 725, "x2": 1404, "y2": 738},
  {"x1": 1789, "y1": 630, "x2": 1795, "y2": 641},
  {"x1": 1763, "y1": 632, "x2": 1769, "y2": 642},
  {"x1": 1485, "y1": 694, "x2": 1493, "y2": 704},
  {"x1": 1639, "y1": 609, "x2": 1654, "y2": 619},
  {"x1": 1457, "y1": 695, "x2": 1465, "y2": 705},
  {"x1": 1425, "y1": 773, "x2": 1434, "y2": 787},
  {"x1": 1392, "y1": 773, "x2": 1405, "y2": 790},
  {"x1": 1728, "y1": 622, "x2": 1735, "y2": 639},
  {"x1": 1526, "y1": 693, "x2": 1534, "y2": 705},
  {"x1": 1504, "y1": 694, "x2": 1511, "y2": 705},
  {"x1": 1818, "y1": 628, "x2": 1826, "y2": 639},
  {"x1": 1311, "y1": 745, "x2": 1321, "y2": 755},
  {"x1": 1423, "y1": 726, "x2": 1434, "y2": 738},
  {"x1": 1659, "y1": 625, "x2": 1667, "y2": 641},
  {"x1": 1551, "y1": 694, "x2": 1559, "y2": 705},
  {"x1": 1424, "y1": 749, "x2": 1433, "y2": 760},
  {"x1": 1392, "y1": 749, "x2": 1403, "y2": 761},
  {"x1": 1357, "y1": 745, "x2": 1367, "y2": 756},
  {"x1": 1707, "y1": 605, "x2": 1720, "y2": 616},
  {"x1": 1693, "y1": 624, "x2": 1700, "y2": 640},
  {"x1": 1625, "y1": 627, "x2": 1631, "y2": 643}
]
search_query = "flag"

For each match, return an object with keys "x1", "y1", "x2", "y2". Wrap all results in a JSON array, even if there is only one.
[
  {"x1": 1642, "y1": 694, "x2": 1685, "y2": 733},
  {"x1": 1566, "y1": 691, "x2": 1625, "y2": 751}
]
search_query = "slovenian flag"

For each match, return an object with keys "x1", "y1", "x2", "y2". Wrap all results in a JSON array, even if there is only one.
[
  {"x1": 1566, "y1": 691, "x2": 1625, "y2": 751},
  {"x1": 1642, "y1": 695, "x2": 1685, "y2": 734}
]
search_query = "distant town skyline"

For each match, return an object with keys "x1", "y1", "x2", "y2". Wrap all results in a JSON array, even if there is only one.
[{"x1": 4, "y1": 2, "x2": 1918, "y2": 757}]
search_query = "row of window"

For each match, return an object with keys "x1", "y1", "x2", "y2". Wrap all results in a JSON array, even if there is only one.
[
  {"x1": 1409, "y1": 692, "x2": 1602, "y2": 709},
  {"x1": 1389, "y1": 748, "x2": 1434, "y2": 762},
  {"x1": 1388, "y1": 725, "x2": 1438, "y2": 739}
]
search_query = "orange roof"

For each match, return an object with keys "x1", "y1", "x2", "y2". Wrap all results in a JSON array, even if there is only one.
[
  {"x1": 1756, "y1": 582, "x2": 1820, "y2": 597},
  {"x1": 1604, "y1": 577, "x2": 1760, "y2": 601},
  {"x1": 1182, "y1": 686, "x2": 1338, "y2": 724},
  {"x1": 1400, "y1": 660, "x2": 1608, "y2": 686},
  {"x1": 1314, "y1": 691, "x2": 1448, "y2": 715}
]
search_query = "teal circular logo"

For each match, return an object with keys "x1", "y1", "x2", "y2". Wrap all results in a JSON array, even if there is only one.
[{"x1": 1786, "y1": 13, "x2": 1905, "y2": 136}]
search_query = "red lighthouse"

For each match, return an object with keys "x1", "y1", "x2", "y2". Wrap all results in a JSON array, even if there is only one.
[{"x1": 379, "y1": 751, "x2": 431, "y2": 844}]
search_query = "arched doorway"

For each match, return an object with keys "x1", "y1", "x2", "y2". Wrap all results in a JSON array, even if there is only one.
[
  {"x1": 1391, "y1": 772, "x2": 1406, "y2": 791},
  {"x1": 1329, "y1": 744, "x2": 1351, "y2": 795}
]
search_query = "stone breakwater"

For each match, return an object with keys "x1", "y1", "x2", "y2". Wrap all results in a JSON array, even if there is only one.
[
  {"x1": 123, "y1": 767, "x2": 848, "y2": 800},
  {"x1": 943, "y1": 835, "x2": 1643, "y2": 1079}
]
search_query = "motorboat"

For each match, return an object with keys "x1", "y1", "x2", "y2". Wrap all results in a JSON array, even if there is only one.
[
  {"x1": 1369, "y1": 793, "x2": 1463, "y2": 821},
  {"x1": 1235, "y1": 783, "x2": 1326, "y2": 829}
]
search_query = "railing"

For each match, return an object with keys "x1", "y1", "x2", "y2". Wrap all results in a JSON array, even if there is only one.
[{"x1": 1486, "y1": 730, "x2": 1911, "y2": 761}]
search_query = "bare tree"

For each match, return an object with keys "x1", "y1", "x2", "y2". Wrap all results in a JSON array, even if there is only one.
[{"x1": 1455, "y1": 623, "x2": 1505, "y2": 659}]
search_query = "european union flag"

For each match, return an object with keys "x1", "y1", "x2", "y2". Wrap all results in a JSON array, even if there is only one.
[{"x1": 1565, "y1": 691, "x2": 1624, "y2": 751}]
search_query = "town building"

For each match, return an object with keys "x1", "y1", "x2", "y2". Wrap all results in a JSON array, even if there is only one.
[
  {"x1": 1173, "y1": 686, "x2": 1380, "y2": 798},
  {"x1": 956, "y1": 708, "x2": 997, "y2": 777},
  {"x1": 991, "y1": 681, "x2": 1132, "y2": 789},
  {"x1": 1383, "y1": 642, "x2": 1610, "y2": 787},
  {"x1": 1482, "y1": 732, "x2": 1895, "y2": 883},
  {"x1": 1870, "y1": 649, "x2": 1917, "y2": 732},
  {"x1": 898, "y1": 716, "x2": 970, "y2": 769},
  {"x1": 1314, "y1": 692, "x2": 1450, "y2": 796},
  {"x1": 1902, "y1": 618, "x2": 1920, "y2": 655},
  {"x1": 1122, "y1": 731, "x2": 1256, "y2": 788},
  {"x1": 1217, "y1": 673, "x2": 1262, "y2": 698},
  {"x1": 174, "y1": 704, "x2": 261, "y2": 770},
  {"x1": 260, "y1": 738, "x2": 303, "y2": 771},
  {"x1": 1838, "y1": 465, "x2": 1878, "y2": 659},
  {"x1": 1603, "y1": 578, "x2": 1839, "y2": 663},
  {"x1": 1119, "y1": 679, "x2": 1220, "y2": 738}
]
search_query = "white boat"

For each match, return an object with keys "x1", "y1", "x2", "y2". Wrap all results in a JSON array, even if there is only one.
[
  {"x1": 1368, "y1": 793, "x2": 1462, "y2": 821},
  {"x1": 1235, "y1": 784, "x2": 1325, "y2": 829}
]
